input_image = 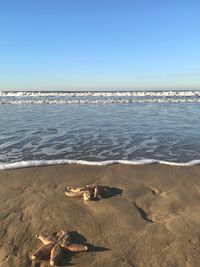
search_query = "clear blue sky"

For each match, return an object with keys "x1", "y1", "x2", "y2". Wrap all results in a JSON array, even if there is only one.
[{"x1": 0, "y1": 0, "x2": 200, "y2": 90}]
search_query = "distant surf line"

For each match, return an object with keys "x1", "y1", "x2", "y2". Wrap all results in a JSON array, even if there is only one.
[
  {"x1": 1, "y1": 99, "x2": 200, "y2": 104},
  {"x1": 1, "y1": 90, "x2": 200, "y2": 97},
  {"x1": 1, "y1": 90, "x2": 200, "y2": 104}
]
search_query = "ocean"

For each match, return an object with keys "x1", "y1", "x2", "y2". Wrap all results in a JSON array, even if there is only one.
[{"x1": 1, "y1": 90, "x2": 200, "y2": 169}]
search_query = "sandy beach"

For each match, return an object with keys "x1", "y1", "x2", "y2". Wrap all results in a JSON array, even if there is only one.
[{"x1": 0, "y1": 163, "x2": 200, "y2": 267}]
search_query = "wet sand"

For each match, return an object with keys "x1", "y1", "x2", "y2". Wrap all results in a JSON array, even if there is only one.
[{"x1": 0, "y1": 163, "x2": 200, "y2": 267}]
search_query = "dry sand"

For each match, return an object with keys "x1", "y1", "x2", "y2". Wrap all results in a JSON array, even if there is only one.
[{"x1": 0, "y1": 163, "x2": 200, "y2": 267}]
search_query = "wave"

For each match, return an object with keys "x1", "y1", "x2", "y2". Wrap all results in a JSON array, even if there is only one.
[
  {"x1": 1, "y1": 90, "x2": 200, "y2": 104},
  {"x1": 1, "y1": 98, "x2": 200, "y2": 104},
  {"x1": 1, "y1": 159, "x2": 200, "y2": 170},
  {"x1": 1, "y1": 90, "x2": 200, "y2": 97}
]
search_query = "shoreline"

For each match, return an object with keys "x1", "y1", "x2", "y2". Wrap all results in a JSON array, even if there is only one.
[
  {"x1": 0, "y1": 164, "x2": 200, "y2": 266},
  {"x1": 1, "y1": 158, "x2": 200, "y2": 171}
]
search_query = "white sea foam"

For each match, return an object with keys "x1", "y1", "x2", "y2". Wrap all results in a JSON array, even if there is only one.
[
  {"x1": 1, "y1": 90, "x2": 200, "y2": 104},
  {"x1": 1, "y1": 90, "x2": 200, "y2": 97},
  {"x1": 1, "y1": 159, "x2": 200, "y2": 170},
  {"x1": 1, "y1": 92, "x2": 200, "y2": 167},
  {"x1": 1, "y1": 98, "x2": 200, "y2": 104}
]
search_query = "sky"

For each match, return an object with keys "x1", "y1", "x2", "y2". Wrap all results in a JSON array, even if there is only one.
[{"x1": 0, "y1": 0, "x2": 200, "y2": 91}]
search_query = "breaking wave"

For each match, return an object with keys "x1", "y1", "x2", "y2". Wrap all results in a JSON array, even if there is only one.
[
  {"x1": 1, "y1": 159, "x2": 200, "y2": 170},
  {"x1": 1, "y1": 90, "x2": 200, "y2": 97},
  {"x1": 0, "y1": 90, "x2": 200, "y2": 104}
]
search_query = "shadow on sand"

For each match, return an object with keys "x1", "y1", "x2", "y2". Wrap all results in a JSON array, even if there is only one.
[
  {"x1": 59, "y1": 231, "x2": 110, "y2": 266},
  {"x1": 96, "y1": 186, "x2": 123, "y2": 200}
]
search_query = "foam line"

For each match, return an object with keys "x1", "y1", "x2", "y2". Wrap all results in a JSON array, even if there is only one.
[
  {"x1": 1, "y1": 159, "x2": 200, "y2": 170},
  {"x1": 1, "y1": 98, "x2": 200, "y2": 104},
  {"x1": 1, "y1": 90, "x2": 200, "y2": 97},
  {"x1": 1, "y1": 90, "x2": 200, "y2": 104}
]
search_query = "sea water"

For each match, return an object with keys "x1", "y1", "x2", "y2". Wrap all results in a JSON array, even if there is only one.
[{"x1": 0, "y1": 91, "x2": 200, "y2": 169}]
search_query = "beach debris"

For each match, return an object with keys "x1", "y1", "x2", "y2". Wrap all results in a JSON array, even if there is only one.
[
  {"x1": 65, "y1": 184, "x2": 103, "y2": 201},
  {"x1": 31, "y1": 229, "x2": 88, "y2": 266}
]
